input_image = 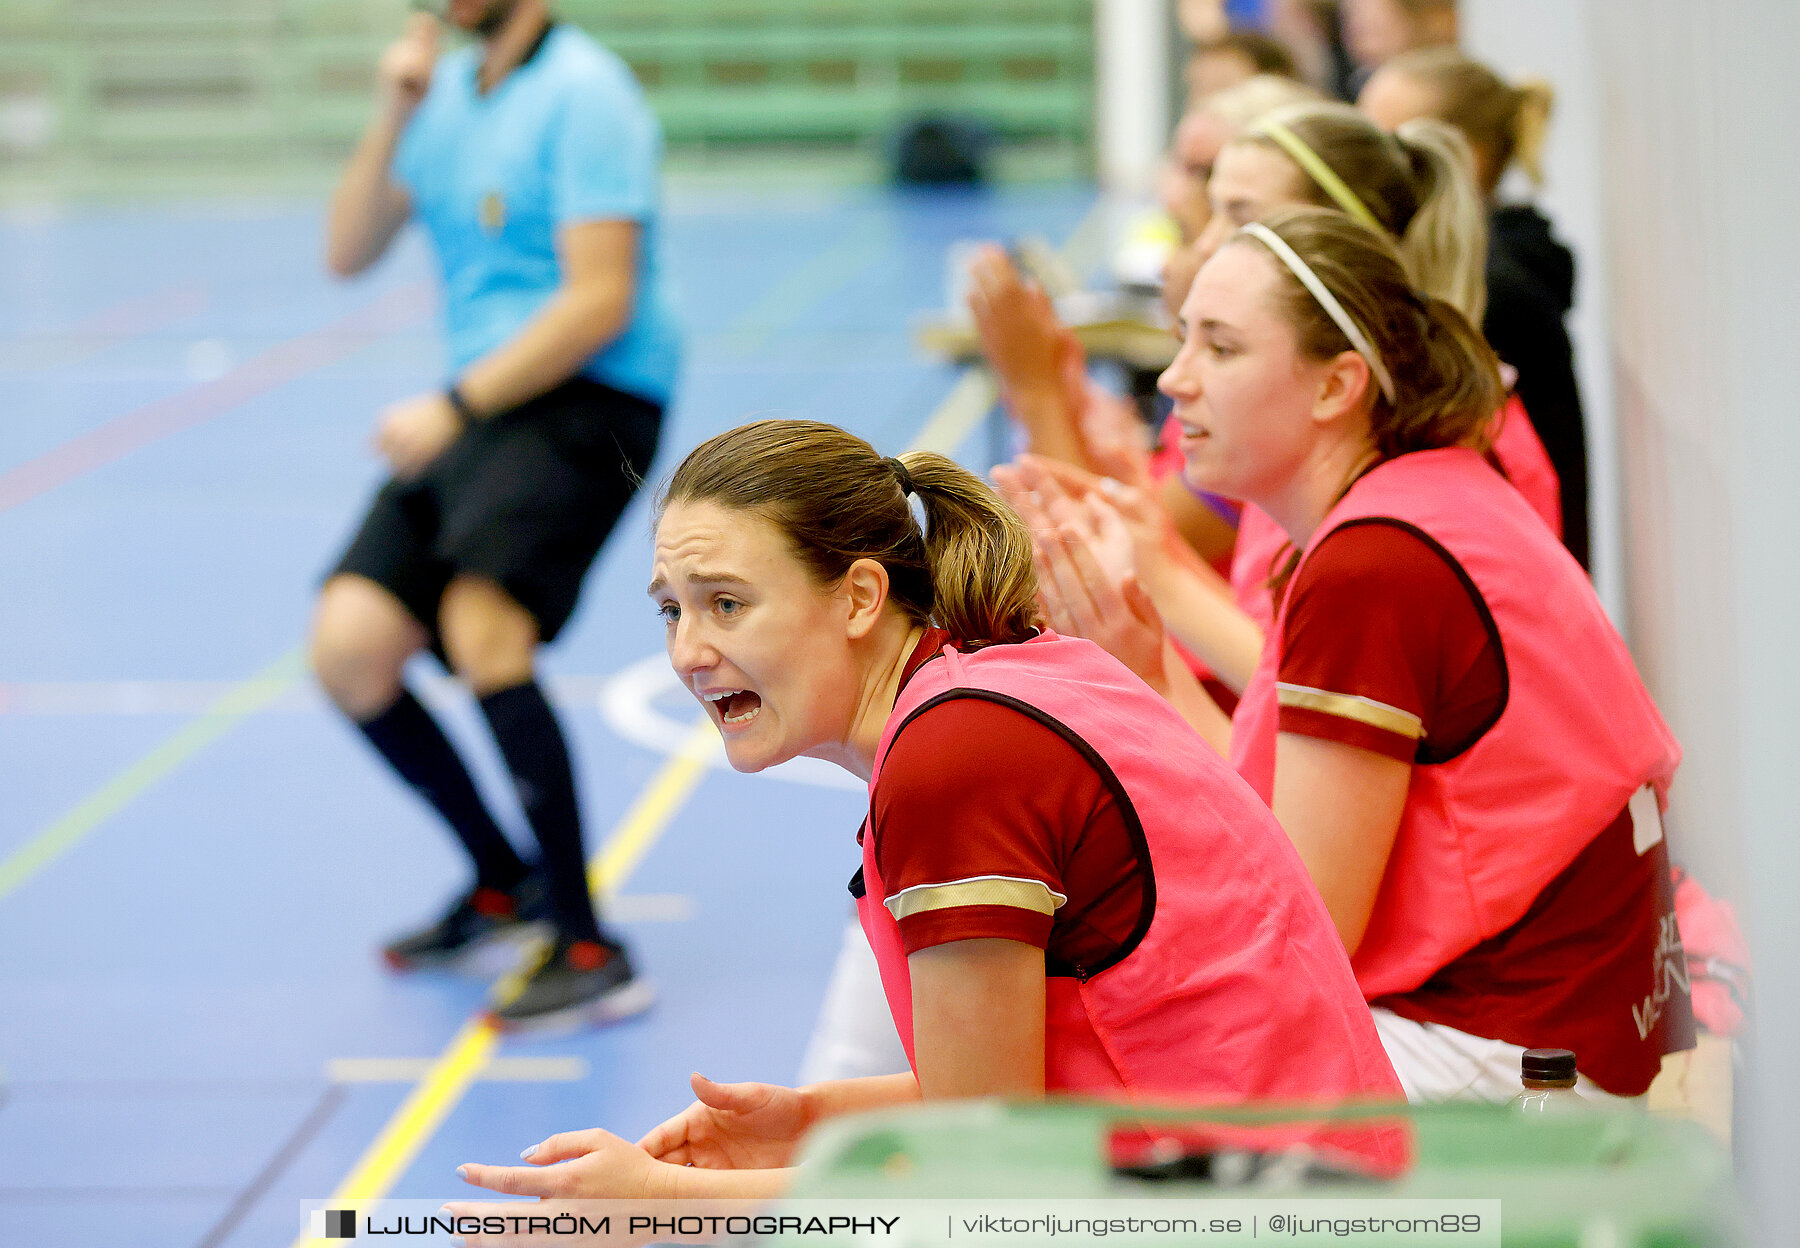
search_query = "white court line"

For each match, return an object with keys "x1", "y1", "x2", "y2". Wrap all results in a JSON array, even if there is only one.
[
  {"x1": 0, "y1": 673, "x2": 641, "y2": 717},
  {"x1": 598, "y1": 654, "x2": 862, "y2": 791},
  {"x1": 329, "y1": 1057, "x2": 588, "y2": 1084}
]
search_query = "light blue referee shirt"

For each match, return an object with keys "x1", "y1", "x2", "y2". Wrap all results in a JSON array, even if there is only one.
[{"x1": 394, "y1": 23, "x2": 680, "y2": 406}]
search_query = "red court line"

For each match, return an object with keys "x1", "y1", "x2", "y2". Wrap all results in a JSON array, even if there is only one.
[
  {"x1": 61, "y1": 283, "x2": 210, "y2": 341},
  {"x1": 0, "y1": 281, "x2": 434, "y2": 516}
]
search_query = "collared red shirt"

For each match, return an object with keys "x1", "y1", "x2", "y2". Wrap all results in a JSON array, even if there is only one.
[{"x1": 394, "y1": 24, "x2": 680, "y2": 404}]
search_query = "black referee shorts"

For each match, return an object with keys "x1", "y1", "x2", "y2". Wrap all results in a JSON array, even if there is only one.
[{"x1": 331, "y1": 375, "x2": 663, "y2": 647}]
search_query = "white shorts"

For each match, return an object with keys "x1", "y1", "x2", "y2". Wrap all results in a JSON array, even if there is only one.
[
  {"x1": 1371, "y1": 1006, "x2": 1643, "y2": 1106},
  {"x1": 797, "y1": 915, "x2": 912, "y2": 1084}
]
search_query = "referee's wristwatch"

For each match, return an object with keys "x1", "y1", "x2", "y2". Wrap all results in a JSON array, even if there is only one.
[{"x1": 445, "y1": 383, "x2": 480, "y2": 427}]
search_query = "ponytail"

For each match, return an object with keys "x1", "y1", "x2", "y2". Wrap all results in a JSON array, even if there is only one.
[
  {"x1": 1378, "y1": 48, "x2": 1557, "y2": 192},
  {"x1": 1238, "y1": 207, "x2": 1504, "y2": 460},
  {"x1": 1240, "y1": 102, "x2": 1488, "y2": 325},
  {"x1": 893, "y1": 451, "x2": 1040, "y2": 647},
  {"x1": 1394, "y1": 291, "x2": 1506, "y2": 456},
  {"x1": 660, "y1": 421, "x2": 1040, "y2": 647},
  {"x1": 1510, "y1": 78, "x2": 1555, "y2": 186},
  {"x1": 1393, "y1": 117, "x2": 1489, "y2": 323}
]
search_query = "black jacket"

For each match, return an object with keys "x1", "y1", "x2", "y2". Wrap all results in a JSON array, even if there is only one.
[{"x1": 1484, "y1": 204, "x2": 1591, "y2": 570}]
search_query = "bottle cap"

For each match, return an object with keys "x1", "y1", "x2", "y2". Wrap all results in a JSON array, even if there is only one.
[{"x1": 1521, "y1": 1048, "x2": 1578, "y2": 1083}]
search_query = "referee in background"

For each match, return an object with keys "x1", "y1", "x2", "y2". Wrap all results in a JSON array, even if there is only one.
[{"x1": 309, "y1": 0, "x2": 678, "y2": 1030}]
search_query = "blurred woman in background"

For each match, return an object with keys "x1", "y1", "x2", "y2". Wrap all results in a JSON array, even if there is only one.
[
  {"x1": 1339, "y1": 0, "x2": 1458, "y2": 86},
  {"x1": 1186, "y1": 28, "x2": 1304, "y2": 103},
  {"x1": 968, "y1": 76, "x2": 1321, "y2": 580},
  {"x1": 1361, "y1": 47, "x2": 1592, "y2": 568}
]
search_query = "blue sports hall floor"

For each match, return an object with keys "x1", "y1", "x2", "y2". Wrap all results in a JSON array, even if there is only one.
[{"x1": 0, "y1": 183, "x2": 1096, "y2": 1247}]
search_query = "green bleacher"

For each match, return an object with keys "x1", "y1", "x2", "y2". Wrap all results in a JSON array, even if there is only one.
[{"x1": 0, "y1": 0, "x2": 1095, "y2": 191}]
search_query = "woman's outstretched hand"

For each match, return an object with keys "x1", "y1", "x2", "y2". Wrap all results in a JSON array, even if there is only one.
[
  {"x1": 636, "y1": 1073, "x2": 814, "y2": 1171},
  {"x1": 448, "y1": 1072, "x2": 826, "y2": 1230},
  {"x1": 442, "y1": 1079, "x2": 809, "y2": 1247},
  {"x1": 443, "y1": 1128, "x2": 676, "y2": 1247},
  {"x1": 454, "y1": 1126, "x2": 672, "y2": 1202}
]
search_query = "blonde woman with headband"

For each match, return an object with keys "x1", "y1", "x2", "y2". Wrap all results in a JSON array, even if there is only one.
[
  {"x1": 1000, "y1": 97, "x2": 1561, "y2": 702},
  {"x1": 1023, "y1": 207, "x2": 1693, "y2": 1104},
  {"x1": 1201, "y1": 100, "x2": 1489, "y2": 324},
  {"x1": 1362, "y1": 48, "x2": 1592, "y2": 568}
]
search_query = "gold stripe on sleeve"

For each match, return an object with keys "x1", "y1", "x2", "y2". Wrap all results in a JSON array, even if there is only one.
[
  {"x1": 1276, "y1": 682, "x2": 1425, "y2": 740},
  {"x1": 884, "y1": 875, "x2": 1068, "y2": 922}
]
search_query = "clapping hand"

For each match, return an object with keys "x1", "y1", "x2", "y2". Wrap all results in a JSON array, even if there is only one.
[{"x1": 994, "y1": 463, "x2": 1169, "y2": 687}]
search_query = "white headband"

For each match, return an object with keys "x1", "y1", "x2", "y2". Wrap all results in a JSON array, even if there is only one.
[{"x1": 1239, "y1": 221, "x2": 1397, "y2": 404}]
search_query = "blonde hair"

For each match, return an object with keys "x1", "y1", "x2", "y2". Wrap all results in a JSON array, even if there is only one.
[
  {"x1": 1381, "y1": 47, "x2": 1555, "y2": 191},
  {"x1": 1234, "y1": 206, "x2": 1504, "y2": 460},
  {"x1": 1238, "y1": 100, "x2": 1489, "y2": 322},
  {"x1": 659, "y1": 421, "x2": 1040, "y2": 648},
  {"x1": 1194, "y1": 73, "x2": 1322, "y2": 133}
]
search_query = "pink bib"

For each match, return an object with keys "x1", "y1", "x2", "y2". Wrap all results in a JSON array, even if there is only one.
[
  {"x1": 1231, "y1": 448, "x2": 1679, "y2": 1000},
  {"x1": 858, "y1": 632, "x2": 1404, "y2": 1112}
]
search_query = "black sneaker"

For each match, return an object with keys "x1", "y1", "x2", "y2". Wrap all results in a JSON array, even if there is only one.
[
  {"x1": 487, "y1": 938, "x2": 655, "y2": 1032},
  {"x1": 381, "y1": 877, "x2": 549, "y2": 972}
]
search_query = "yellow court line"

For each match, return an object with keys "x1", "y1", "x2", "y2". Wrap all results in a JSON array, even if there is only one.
[
  {"x1": 0, "y1": 647, "x2": 306, "y2": 903},
  {"x1": 908, "y1": 367, "x2": 1000, "y2": 457},
  {"x1": 289, "y1": 392, "x2": 989, "y2": 1243},
  {"x1": 324, "y1": 1016, "x2": 500, "y2": 1210},
  {"x1": 290, "y1": 721, "x2": 720, "y2": 1247},
  {"x1": 588, "y1": 717, "x2": 722, "y2": 897}
]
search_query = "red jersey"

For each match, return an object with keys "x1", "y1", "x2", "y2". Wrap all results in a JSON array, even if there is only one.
[
  {"x1": 859, "y1": 630, "x2": 1405, "y2": 1110},
  {"x1": 1231, "y1": 448, "x2": 1691, "y2": 1095}
]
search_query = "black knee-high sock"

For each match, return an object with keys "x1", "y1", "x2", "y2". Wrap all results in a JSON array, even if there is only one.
[
  {"x1": 357, "y1": 689, "x2": 530, "y2": 893},
  {"x1": 478, "y1": 680, "x2": 603, "y2": 945}
]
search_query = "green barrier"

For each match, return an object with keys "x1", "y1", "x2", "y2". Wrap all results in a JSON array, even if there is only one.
[
  {"x1": 560, "y1": 0, "x2": 1091, "y2": 26},
  {"x1": 65, "y1": 0, "x2": 282, "y2": 37},
  {"x1": 2, "y1": 0, "x2": 1093, "y2": 189},
  {"x1": 0, "y1": 0, "x2": 63, "y2": 37},
  {"x1": 279, "y1": 0, "x2": 412, "y2": 35},
  {"x1": 780, "y1": 1099, "x2": 1742, "y2": 1247}
]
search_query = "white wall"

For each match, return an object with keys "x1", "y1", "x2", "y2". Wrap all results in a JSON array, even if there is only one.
[
  {"x1": 1464, "y1": 0, "x2": 1800, "y2": 1239},
  {"x1": 1094, "y1": 0, "x2": 1174, "y2": 193},
  {"x1": 1460, "y1": 1, "x2": 1624, "y2": 625}
]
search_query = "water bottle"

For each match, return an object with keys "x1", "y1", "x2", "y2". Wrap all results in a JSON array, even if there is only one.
[{"x1": 1510, "y1": 1047, "x2": 1586, "y2": 1113}]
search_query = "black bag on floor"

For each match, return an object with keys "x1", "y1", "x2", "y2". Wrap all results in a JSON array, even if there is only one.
[{"x1": 890, "y1": 115, "x2": 993, "y2": 186}]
